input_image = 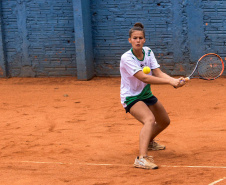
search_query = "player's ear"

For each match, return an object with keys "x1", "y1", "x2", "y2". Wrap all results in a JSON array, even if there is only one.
[{"x1": 128, "y1": 38, "x2": 131, "y2": 43}]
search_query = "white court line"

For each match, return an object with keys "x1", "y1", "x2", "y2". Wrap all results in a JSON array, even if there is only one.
[
  {"x1": 209, "y1": 177, "x2": 226, "y2": 185},
  {"x1": 77, "y1": 162, "x2": 130, "y2": 167},
  {"x1": 18, "y1": 161, "x2": 226, "y2": 169},
  {"x1": 4, "y1": 161, "x2": 226, "y2": 184},
  {"x1": 21, "y1": 161, "x2": 72, "y2": 165},
  {"x1": 161, "y1": 165, "x2": 226, "y2": 169},
  {"x1": 20, "y1": 161, "x2": 129, "y2": 167}
]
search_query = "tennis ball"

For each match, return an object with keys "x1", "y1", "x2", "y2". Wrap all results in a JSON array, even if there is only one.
[{"x1": 143, "y1": 66, "x2": 151, "y2": 74}]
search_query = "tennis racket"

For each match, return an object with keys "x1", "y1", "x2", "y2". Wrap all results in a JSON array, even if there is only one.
[{"x1": 184, "y1": 53, "x2": 224, "y2": 81}]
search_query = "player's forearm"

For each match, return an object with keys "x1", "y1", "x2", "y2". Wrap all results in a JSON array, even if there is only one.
[
  {"x1": 141, "y1": 75, "x2": 171, "y2": 85},
  {"x1": 134, "y1": 70, "x2": 178, "y2": 86},
  {"x1": 153, "y1": 70, "x2": 175, "y2": 80}
]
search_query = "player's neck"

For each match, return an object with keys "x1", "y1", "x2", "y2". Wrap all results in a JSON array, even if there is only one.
[{"x1": 132, "y1": 48, "x2": 144, "y2": 60}]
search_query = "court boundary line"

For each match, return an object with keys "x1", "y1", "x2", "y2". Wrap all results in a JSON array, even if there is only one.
[
  {"x1": 208, "y1": 177, "x2": 226, "y2": 185},
  {"x1": 8, "y1": 161, "x2": 225, "y2": 169},
  {"x1": 2, "y1": 161, "x2": 226, "y2": 184}
]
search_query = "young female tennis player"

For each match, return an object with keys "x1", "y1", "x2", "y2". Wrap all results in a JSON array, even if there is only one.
[{"x1": 120, "y1": 23, "x2": 185, "y2": 169}]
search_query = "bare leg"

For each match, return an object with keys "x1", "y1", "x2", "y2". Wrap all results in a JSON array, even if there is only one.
[
  {"x1": 130, "y1": 100, "x2": 170, "y2": 157},
  {"x1": 148, "y1": 100, "x2": 170, "y2": 142},
  {"x1": 130, "y1": 101, "x2": 156, "y2": 157}
]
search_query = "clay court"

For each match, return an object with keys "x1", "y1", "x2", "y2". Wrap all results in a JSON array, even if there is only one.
[{"x1": 0, "y1": 77, "x2": 225, "y2": 185}]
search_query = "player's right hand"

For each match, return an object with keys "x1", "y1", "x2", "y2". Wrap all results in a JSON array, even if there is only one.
[
  {"x1": 177, "y1": 77, "x2": 186, "y2": 88},
  {"x1": 171, "y1": 77, "x2": 186, "y2": 88}
]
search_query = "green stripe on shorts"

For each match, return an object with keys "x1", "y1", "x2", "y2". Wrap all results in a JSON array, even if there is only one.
[{"x1": 124, "y1": 84, "x2": 153, "y2": 106}]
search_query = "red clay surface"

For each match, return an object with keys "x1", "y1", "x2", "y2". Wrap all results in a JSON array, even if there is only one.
[{"x1": 0, "y1": 77, "x2": 225, "y2": 185}]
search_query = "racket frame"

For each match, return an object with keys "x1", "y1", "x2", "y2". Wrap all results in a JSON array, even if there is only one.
[{"x1": 187, "y1": 53, "x2": 224, "y2": 80}]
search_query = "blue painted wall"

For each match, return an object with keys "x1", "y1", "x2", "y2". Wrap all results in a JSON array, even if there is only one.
[
  {"x1": 90, "y1": 0, "x2": 226, "y2": 76},
  {"x1": 73, "y1": 0, "x2": 94, "y2": 80},
  {"x1": 1, "y1": 0, "x2": 76, "y2": 77},
  {"x1": 0, "y1": 0, "x2": 226, "y2": 77},
  {"x1": 0, "y1": 0, "x2": 7, "y2": 77}
]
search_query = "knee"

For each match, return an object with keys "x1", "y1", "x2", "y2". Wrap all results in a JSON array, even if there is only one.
[
  {"x1": 164, "y1": 118, "x2": 170, "y2": 127},
  {"x1": 158, "y1": 117, "x2": 170, "y2": 129},
  {"x1": 168, "y1": 119, "x2": 171, "y2": 126},
  {"x1": 142, "y1": 117, "x2": 156, "y2": 126}
]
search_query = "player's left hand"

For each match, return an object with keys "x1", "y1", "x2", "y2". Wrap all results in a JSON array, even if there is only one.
[{"x1": 176, "y1": 77, "x2": 186, "y2": 88}]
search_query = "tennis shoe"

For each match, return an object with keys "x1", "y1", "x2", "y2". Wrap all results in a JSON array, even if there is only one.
[
  {"x1": 133, "y1": 156, "x2": 158, "y2": 169},
  {"x1": 148, "y1": 140, "x2": 165, "y2": 150}
]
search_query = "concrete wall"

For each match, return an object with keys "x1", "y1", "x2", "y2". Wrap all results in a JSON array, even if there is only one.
[
  {"x1": 73, "y1": 0, "x2": 94, "y2": 80},
  {"x1": 0, "y1": 0, "x2": 7, "y2": 77},
  {"x1": 0, "y1": 0, "x2": 225, "y2": 78},
  {"x1": 90, "y1": 0, "x2": 226, "y2": 76},
  {"x1": 1, "y1": 0, "x2": 78, "y2": 77}
]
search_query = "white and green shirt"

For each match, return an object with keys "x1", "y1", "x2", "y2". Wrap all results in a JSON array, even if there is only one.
[{"x1": 120, "y1": 46, "x2": 160, "y2": 108}]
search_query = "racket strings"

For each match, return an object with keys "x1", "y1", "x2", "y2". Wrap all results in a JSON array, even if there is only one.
[{"x1": 197, "y1": 55, "x2": 223, "y2": 79}]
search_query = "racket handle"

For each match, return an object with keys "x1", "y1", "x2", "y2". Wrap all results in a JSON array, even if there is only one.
[
  {"x1": 180, "y1": 77, "x2": 190, "y2": 82},
  {"x1": 174, "y1": 77, "x2": 189, "y2": 88}
]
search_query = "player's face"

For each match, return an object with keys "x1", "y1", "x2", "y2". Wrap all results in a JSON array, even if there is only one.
[{"x1": 128, "y1": 31, "x2": 145, "y2": 50}]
